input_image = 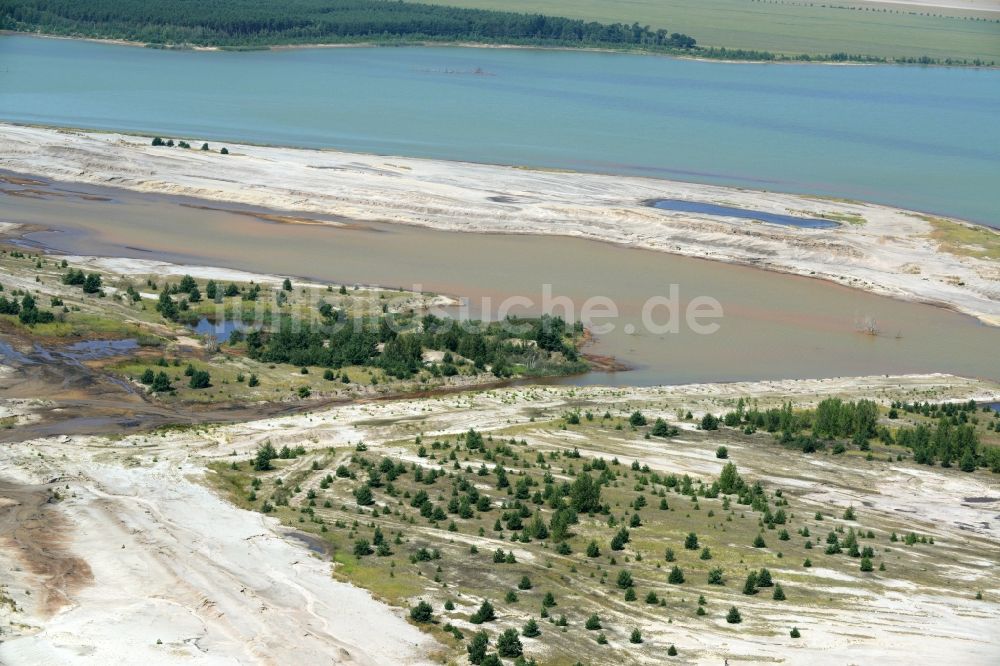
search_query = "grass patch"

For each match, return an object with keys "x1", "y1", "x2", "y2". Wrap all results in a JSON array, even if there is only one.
[{"x1": 924, "y1": 215, "x2": 1000, "y2": 261}]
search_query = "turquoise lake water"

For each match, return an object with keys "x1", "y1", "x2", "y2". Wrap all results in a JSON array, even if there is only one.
[{"x1": 1, "y1": 35, "x2": 998, "y2": 226}]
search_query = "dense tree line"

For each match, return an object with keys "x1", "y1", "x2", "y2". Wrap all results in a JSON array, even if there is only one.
[
  {"x1": 0, "y1": 0, "x2": 696, "y2": 51},
  {"x1": 0, "y1": 292, "x2": 55, "y2": 325},
  {"x1": 895, "y1": 421, "x2": 982, "y2": 471}
]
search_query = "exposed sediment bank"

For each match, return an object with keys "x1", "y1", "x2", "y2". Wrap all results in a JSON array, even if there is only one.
[{"x1": 1, "y1": 124, "x2": 997, "y2": 326}]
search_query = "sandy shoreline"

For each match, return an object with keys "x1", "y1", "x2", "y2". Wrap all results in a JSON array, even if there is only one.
[{"x1": 1, "y1": 123, "x2": 997, "y2": 326}]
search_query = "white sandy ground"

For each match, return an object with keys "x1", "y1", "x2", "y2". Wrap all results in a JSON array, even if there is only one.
[
  {"x1": 0, "y1": 453, "x2": 439, "y2": 665},
  {"x1": 2, "y1": 373, "x2": 999, "y2": 664},
  {"x1": 2, "y1": 124, "x2": 998, "y2": 326}
]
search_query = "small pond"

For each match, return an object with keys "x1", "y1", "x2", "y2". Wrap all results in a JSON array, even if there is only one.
[
  {"x1": 188, "y1": 318, "x2": 249, "y2": 342},
  {"x1": 650, "y1": 199, "x2": 839, "y2": 229}
]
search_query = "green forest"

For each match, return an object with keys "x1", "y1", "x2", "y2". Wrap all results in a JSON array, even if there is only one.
[{"x1": 0, "y1": 0, "x2": 697, "y2": 50}]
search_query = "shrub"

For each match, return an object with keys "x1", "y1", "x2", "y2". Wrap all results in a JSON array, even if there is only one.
[
  {"x1": 652, "y1": 418, "x2": 677, "y2": 437},
  {"x1": 726, "y1": 606, "x2": 742, "y2": 624},
  {"x1": 522, "y1": 618, "x2": 540, "y2": 638},
  {"x1": 629, "y1": 628, "x2": 643, "y2": 644},
  {"x1": 410, "y1": 600, "x2": 433, "y2": 622},
  {"x1": 629, "y1": 411, "x2": 647, "y2": 427},
  {"x1": 585, "y1": 614, "x2": 602, "y2": 630},
  {"x1": 188, "y1": 369, "x2": 211, "y2": 389}
]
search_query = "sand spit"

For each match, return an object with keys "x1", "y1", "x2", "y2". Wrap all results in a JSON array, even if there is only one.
[{"x1": 1, "y1": 124, "x2": 997, "y2": 325}]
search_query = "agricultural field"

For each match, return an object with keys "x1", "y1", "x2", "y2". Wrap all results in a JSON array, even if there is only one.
[{"x1": 421, "y1": 0, "x2": 1000, "y2": 62}]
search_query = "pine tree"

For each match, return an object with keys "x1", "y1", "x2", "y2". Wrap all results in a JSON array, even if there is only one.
[
  {"x1": 252, "y1": 442, "x2": 276, "y2": 471},
  {"x1": 617, "y1": 570, "x2": 634, "y2": 589},
  {"x1": 790, "y1": 627, "x2": 801, "y2": 638},
  {"x1": 726, "y1": 606, "x2": 742, "y2": 624},
  {"x1": 149, "y1": 370, "x2": 173, "y2": 393},
  {"x1": 668, "y1": 565, "x2": 685, "y2": 584},
  {"x1": 467, "y1": 631, "x2": 489, "y2": 664},
  {"x1": 496, "y1": 628, "x2": 523, "y2": 658},
  {"x1": 470, "y1": 599, "x2": 496, "y2": 624},
  {"x1": 718, "y1": 462, "x2": 742, "y2": 493},
  {"x1": 667, "y1": 644, "x2": 678, "y2": 656},
  {"x1": 354, "y1": 484, "x2": 373, "y2": 506},
  {"x1": 522, "y1": 618, "x2": 540, "y2": 637},
  {"x1": 629, "y1": 628, "x2": 643, "y2": 644},
  {"x1": 772, "y1": 584, "x2": 786, "y2": 601},
  {"x1": 585, "y1": 614, "x2": 601, "y2": 630}
]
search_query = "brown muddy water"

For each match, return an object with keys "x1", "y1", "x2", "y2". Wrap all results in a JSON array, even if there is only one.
[{"x1": 2, "y1": 175, "x2": 997, "y2": 385}]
